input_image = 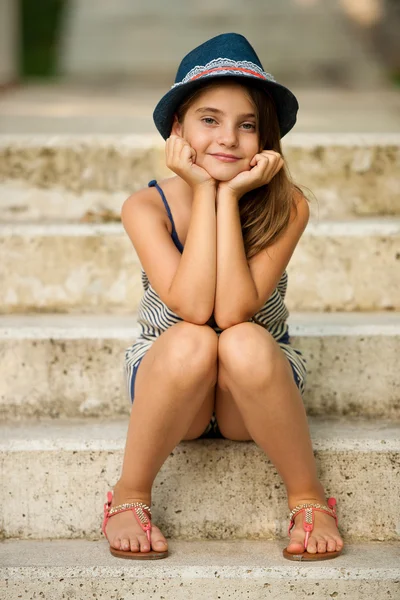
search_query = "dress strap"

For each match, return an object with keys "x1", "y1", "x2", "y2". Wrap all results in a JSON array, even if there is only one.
[{"x1": 148, "y1": 180, "x2": 183, "y2": 251}]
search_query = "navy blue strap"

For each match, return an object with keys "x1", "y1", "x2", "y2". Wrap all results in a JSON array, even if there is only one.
[{"x1": 148, "y1": 180, "x2": 183, "y2": 251}]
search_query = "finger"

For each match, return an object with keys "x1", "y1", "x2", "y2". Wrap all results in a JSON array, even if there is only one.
[
  {"x1": 172, "y1": 136, "x2": 184, "y2": 161},
  {"x1": 250, "y1": 153, "x2": 263, "y2": 167},
  {"x1": 167, "y1": 136, "x2": 182, "y2": 162},
  {"x1": 261, "y1": 153, "x2": 281, "y2": 173},
  {"x1": 261, "y1": 150, "x2": 281, "y2": 158},
  {"x1": 165, "y1": 137, "x2": 174, "y2": 163},
  {"x1": 255, "y1": 155, "x2": 271, "y2": 172},
  {"x1": 272, "y1": 157, "x2": 284, "y2": 177},
  {"x1": 180, "y1": 143, "x2": 194, "y2": 163}
]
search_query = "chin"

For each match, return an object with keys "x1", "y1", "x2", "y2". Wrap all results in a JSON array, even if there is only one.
[{"x1": 201, "y1": 161, "x2": 247, "y2": 182}]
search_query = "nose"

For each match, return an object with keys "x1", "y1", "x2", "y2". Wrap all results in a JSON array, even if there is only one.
[{"x1": 217, "y1": 123, "x2": 238, "y2": 148}]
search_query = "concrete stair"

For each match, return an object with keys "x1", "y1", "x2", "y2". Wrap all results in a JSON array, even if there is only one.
[
  {"x1": 1, "y1": 87, "x2": 399, "y2": 135},
  {"x1": 1, "y1": 134, "x2": 398, "y2": 216},
  {"x1": 0, "y1": 418, "x2": 399, "y2": 541},
  {"x1": 0, "y1": 313, "x2": 399, "y2": 420},
  {"x1": 59, "y1": 0, "x2": 387, "y2": 88},
  {"x1": 1, "y1": 540, "x2": 399, "y2": 599},
  {"x1": 0, "y1": 219, "x2": 399, "y2": 313},
  {"x1": 0, "y1": 130, "x2": 399, "y2": 598}
]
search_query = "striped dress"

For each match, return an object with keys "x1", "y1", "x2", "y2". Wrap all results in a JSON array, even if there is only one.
[{"x1": 124, "y1": 180, "x2": 307, "y2": 436}]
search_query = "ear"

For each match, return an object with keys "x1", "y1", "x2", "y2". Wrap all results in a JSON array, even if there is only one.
[{"x1": 170, "y1": 115, "x2": 183, "y2": 137}]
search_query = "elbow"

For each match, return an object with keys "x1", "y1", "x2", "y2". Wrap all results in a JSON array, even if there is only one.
[
  {"x1": 214, "y1": 313, "x2": 244, "y2": 331},
  {"x1": 173, "y1": 303, "x2": 214, "y2": 326},
  {"x1": 214, "y1": 307, "x2": 255, "y2": 331}
]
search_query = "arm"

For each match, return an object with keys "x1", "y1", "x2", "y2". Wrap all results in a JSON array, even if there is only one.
[
  {"x1": 169, "y1": 181, "x2": 217, "y2": 324},
  {"x1": 214, "y1": 187, "x2": 258, "y2": 328},
  {"x1": 214, "y1": 187, "x2": 310, "y2": 330},
  {"x1": 164, "y1": 135, "x2": 218, "y2": 324}
]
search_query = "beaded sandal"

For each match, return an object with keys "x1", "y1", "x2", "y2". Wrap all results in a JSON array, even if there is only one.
[
  {"x1": 283, "y1": 497, "x2": 343, "y2": 561},
  {"x1": 102, "y1": 491, "x2": 169, "y2": 560}
]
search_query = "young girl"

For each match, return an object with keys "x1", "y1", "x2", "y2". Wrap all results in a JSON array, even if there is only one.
[{"x1": 102, "y1": 33, "x2": 344, "y2": 562}]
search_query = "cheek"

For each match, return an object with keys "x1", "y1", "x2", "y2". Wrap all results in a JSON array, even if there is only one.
[
  {"x1": 245, "y1": 137, "x2": 260, "y2": 156},
  {"x1": 188, "y1": 134, "x2": 210, "y2": 155},
  {"x1": 182, "y1": 125, "x2": 209, "y2": 151}
]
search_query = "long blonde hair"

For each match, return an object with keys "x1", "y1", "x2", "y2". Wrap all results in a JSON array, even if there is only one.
[{"x1": 176, "y1": 78, "x2": 313, "y2": 260}]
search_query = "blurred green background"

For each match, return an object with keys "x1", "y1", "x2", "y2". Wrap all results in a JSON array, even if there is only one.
[{"x1": 20, "y1": 0, "x2": 67, "y2": 77}]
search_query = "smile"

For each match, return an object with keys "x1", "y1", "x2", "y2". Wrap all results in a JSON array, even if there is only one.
[{"x1": 210, "y1": 154, "x2": 241, "y2": 162}]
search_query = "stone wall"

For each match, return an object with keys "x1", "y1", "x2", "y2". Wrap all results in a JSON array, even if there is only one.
[{"x1": 59, "y1": 0, "x2": 387, "y2": 87}]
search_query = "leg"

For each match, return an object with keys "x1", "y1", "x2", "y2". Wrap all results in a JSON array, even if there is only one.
[
  {"x1": 216, "y1": 322, "x2": 343, "y2": 555},
  {"x1": 107, "y1": 322, "x2": 218, "y2": 553}
]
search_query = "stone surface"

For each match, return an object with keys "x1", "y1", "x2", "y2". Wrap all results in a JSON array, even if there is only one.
[
  {"x1": 0, "y1": 181, "x2": 127, "y2": 223},
  {"x1": 0, "y1": 135, "x2": 399, "y2": 220},
  {"x1": 59, "y1": 0, "x2": 387, "y2": 87},
  {"x1": 1, "y1": 86, "x2": 399, "y2": 136},
  {"x1": 1, "y1": 540, "x2": 399, "y2": 599},
  {"x1": 0, "y1": 418, "x2": 398, "y2": 540},
  {"x1": 0, "y1": 312, "x2": 399, "y2": 420},
  {"x1": 0, "y1": 219, "x2": 398, "y2": 313}
]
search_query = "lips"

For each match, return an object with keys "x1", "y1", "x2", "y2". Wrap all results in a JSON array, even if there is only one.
[{"x1": 210, "y1": 153, "x2": 241, "y2": 162}]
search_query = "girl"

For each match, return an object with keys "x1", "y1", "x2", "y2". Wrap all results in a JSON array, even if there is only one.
[{"x1": 102, "y1": 33, "x2": 344, "y2": 562}]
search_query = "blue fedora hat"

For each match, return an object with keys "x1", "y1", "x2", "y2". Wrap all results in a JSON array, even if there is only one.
[{"x1": 153, "y1": 33, "x2": 299, "y2": 140}]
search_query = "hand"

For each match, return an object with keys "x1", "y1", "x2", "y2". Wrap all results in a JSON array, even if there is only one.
[
  {"x1": 166, "y1": 135, "x2": 216, "y2": 190},
  {"x1": 218, "y1": 150, "x2": 284, "y2": 198}
]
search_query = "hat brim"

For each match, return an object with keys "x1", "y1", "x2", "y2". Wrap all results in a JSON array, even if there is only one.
[{"x1": 153, "y1": 74, "x2": 299, "y2": 140}]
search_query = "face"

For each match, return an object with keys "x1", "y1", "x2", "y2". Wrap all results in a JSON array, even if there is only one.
[{"x1": 171, "y1": 82, "x2": 261, "y2": 182}]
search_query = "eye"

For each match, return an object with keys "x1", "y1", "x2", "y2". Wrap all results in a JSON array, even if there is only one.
[
  {"x1": 241, "y1": 123, "x2": 256, "y2": 130},
  {"x1": 201, "y1": 117, "x2": 217, "y2": 125}
]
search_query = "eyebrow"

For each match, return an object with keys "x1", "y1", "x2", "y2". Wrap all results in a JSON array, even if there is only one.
[{"x1": 194, "y1": 107, "x2": 256, "y2": 119}]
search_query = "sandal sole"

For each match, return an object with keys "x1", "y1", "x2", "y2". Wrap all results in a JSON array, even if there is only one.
[
  {"x1": 110, "y1": 547, "x2": 169, "y2": 560},
  {"x1": 283, "y1": 548, "x2": 343, "y2": 561}
]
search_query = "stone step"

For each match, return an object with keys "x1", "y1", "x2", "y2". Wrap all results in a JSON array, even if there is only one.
[
  {"x1": 1, "y1": 540, "x2": 399, "y2": 600},
  {"x1": 0, "y1": 312, "x2": 399, "y2": 421},
  {"x1": 59, "y1": 0, "x2": 387, "y2": 88},
  {"x1": 0, "y1": 134, "x2": 398, "y2": 218},
  {"x1": 1, "y1": 87, "x2": 399, "y2": 136},
  {"x1": 0, "y1": 218, "x2": 398, "y2": 313},
  {"x1": 0, "y1": 418, "x2": 398, "y2": 541}
]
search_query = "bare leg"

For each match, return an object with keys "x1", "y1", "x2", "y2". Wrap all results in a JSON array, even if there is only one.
[
  {"x1": 106, "y1": 323, "x2": 218, "y2": 553},
  {"x1": 216, "y1": 323, "x2": 344, "y2": 555}
]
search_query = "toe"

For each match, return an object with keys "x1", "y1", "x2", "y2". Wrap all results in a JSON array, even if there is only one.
[
  {"x1": 112, "y1": 537, "x2": 122, "y2": 550},
  {"x1": 335, "y1": 536, "x2": 344, "y2": 551},
  {"x1": 305, "y1": 536, "x2": 318, "y2": 554},
  {"x1": 151, "y1": 525, "x2": 168, "y2": 551},
  {"x1": 121, "y1": 537, "x2": 130, "y2": 551},
  {"x1": 139, "y1": 535, "x2": 150, "y2": 552},
  {"x1": 153, "y1": 539, "x2": 168, "y2": 551},
  {"x1": 130, "y1": 538, "x2": 140, "y2": 552},
  {"x1": 317, "y1": 537, "x2": 327, "y2": 553},
  {"x1": 326, "y1": 537, "x2": 336, "y2": 552},
  {"x1": 286, "y1": 529, "x2": 306, "y2": 553}
]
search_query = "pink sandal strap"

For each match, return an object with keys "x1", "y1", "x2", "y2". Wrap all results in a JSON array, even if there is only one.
[
  {"x1": 102, "y1": 491, "x2": 153, "y2": 543},
  {"x1": 287, "y1": 497, "x2": 338, "y2": 551}
]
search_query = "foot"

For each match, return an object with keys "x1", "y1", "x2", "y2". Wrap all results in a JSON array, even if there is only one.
[
  {"x1": 286, "y1": 495, "x2": 344, "y2": 555},
  {"x1": 104, "y1": 481, "x2": 168, "y2": 554}
]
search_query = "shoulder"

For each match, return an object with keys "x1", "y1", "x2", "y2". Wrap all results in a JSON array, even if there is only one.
[
  {"x1": 121, "y1": 177, "x2": 177, "y2": 231},
  {"x1": 289, "y1": 187, "x2": 310, "y2": 230}
]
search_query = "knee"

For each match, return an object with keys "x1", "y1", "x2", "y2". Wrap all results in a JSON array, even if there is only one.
[
  {"x1": 166, "y1": 322, "x2": 218, "y2": 388},
  {"x1": 218, "y1": 323, "x2": 277, "y2": 386}
]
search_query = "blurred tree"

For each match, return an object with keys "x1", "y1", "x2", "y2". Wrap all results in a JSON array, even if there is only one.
[{"x1": 20, "y1": 0, "x2": 67, "y2": 76}]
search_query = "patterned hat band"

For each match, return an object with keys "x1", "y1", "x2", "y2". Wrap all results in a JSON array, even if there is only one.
[{"x1": 171, "y1": 58, "x2": 277, "y2": 89}]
